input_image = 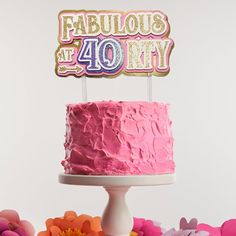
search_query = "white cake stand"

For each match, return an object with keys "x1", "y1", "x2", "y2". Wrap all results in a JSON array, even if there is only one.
[{"x1": 59, "y1": 173, "x2": 175, "y2": 236}]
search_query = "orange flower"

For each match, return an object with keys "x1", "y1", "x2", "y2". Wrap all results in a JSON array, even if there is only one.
[{"x1": 38, "y1": 211, "x2": 104, "y2": 236}]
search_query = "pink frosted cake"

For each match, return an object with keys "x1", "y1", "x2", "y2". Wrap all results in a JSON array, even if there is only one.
[{"x1": 62, "y1": 101, "x2": 174, "y2": 175}]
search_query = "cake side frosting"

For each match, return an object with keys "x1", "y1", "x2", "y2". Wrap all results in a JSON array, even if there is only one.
[{"x1": 62, "y1": 101, "x2": 174, "y2": 175}]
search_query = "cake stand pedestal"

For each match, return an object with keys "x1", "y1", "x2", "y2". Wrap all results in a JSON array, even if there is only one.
[{"x1": 59, "y1": 174, "x2": 175, "y2": 236}]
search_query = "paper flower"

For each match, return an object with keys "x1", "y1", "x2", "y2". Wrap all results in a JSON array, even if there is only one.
[
  {"x1": 132, "y1": 217, "x2": 162, "y2": 236},
  {"x1": 38, "y1": 211, "x2": 104, "y2": 236},
  {"x1": 197, "y1": 224, "x2": 221, "y2": 236},
  {"x1": 163, "y1": 218, "x2": 209, "y2": 236},
  {"x1": 163, "y1": 228, "x2": 209, "y2": 236},
  {"x1": 180, "y1": 218, "x2": 198, "y2": 230},
  {"x1": 221, "y1": 219, "x2": 236, "y2": 236},
  {"x1": 0, "y1": 209, "x2": 35, "y2": 236}
]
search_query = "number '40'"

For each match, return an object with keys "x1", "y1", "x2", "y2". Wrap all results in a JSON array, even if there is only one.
[{"x1": 77, "y1": 38, "x2": 124, "y2": 74}]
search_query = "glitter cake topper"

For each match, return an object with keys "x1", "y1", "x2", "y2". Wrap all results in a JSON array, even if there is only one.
[{"x1": 55, "y1": 10, "x2": 174, "y2": 78}]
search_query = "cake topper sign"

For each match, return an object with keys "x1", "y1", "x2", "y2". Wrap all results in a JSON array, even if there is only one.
[{"x1": 55, "y1": 10, "x2": 174, "y2": 78}]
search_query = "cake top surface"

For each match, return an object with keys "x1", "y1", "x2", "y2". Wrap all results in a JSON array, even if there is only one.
[{"x1": 67, "y1": 100, "x2": 169, "y2": 106}]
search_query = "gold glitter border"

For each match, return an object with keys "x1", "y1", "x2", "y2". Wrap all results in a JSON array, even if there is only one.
[{"x1": 55, "y1": 9, "x2": 174, "y2": 79}]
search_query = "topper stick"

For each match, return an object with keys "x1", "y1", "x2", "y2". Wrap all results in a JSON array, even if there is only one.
[
  {"x1": 147, "y1": 73, "x2": 153, "y2": 102},
  {"x1": 81, "y1": 76, "x2": 88, "y2": 102}
]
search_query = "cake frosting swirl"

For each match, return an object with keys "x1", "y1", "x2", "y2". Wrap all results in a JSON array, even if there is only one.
[{"x1": 62, "y1": 101, "x2": 174, "y2": 175}]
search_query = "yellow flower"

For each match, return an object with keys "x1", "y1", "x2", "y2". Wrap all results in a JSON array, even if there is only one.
[
  {"x1": 59, "y1": 228, "x2": 85, "y2": 236},
  {"x1": 130, "y1": 232, "x2": 138, "y2": 236}
]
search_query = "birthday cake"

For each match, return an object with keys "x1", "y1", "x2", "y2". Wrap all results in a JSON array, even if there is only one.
[
  {"x1": 57, "y1": 10, "x2": 175, "y2": 175},
  {"x1": 62, "y1": 101, "x2": 174, "y2": 175}
]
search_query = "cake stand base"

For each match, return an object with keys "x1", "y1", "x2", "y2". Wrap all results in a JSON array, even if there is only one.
[{"x1": 59, "y1": 174, "x2": 175, "y2": 236}]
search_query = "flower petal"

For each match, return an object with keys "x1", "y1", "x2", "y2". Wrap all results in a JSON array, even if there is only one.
[
  {"x1": 197, "y1": 223, "x2": 221, "y2": 236},
  {"x1": 90, "y1": 217, "x2": 102, "y2": 232},
  {"x1": 134, "y1": 230, "x2": 144, "y2": 236},
  {"x1": 77, "y1": 214, "x2": 92, "y2": 223},
  {"x1": 221, "y1": 219, "x2": 236, "y2": 236},
  {"x1": 53, "y1": 218, "x2": 72, "y2": 231},
  {"x1": 50, "y1": 225, "x2": 61, "y2": 236},
  {"x1": 82, "y1": 220, "x2": 92, "y2": 234},
  {"x1": 70, "y1": 218, "x2": 83, "y2": 230},
  {"x1": 0, "y1": 210, "x2": 20, "y2": 223},
  {"x1": 133, "y1": 218, "x2": 145, "y2": 231},
  {"x1": 45, "y1": 219, "x2": 54, "y2": 230},
  {"x1": 20, "y1": 220, "x2": 35, "y2": 236},
  {"x1": 2, "y1": 230, "x2": 19, "y2": 236},
  {"x1": 98, "y1": 232, "x2": 105, "y2": 236},
  {"x1": 86, "y1": 232, "x2": 99, "y2": 236},
  {"x1": 64, "y1": 211, "x2": 77, "y2": 221},
  {"x1": 37, "y1": 231, "x2": 51, "y2": 236},
  {"x1": 180, "y1": 217, "x2": 198, "y2": 230},
  {"x1": 0, "y1": 217, "x2": 9, "y2": 233},
  {"x1": 142, "y1": 221, "x2": 162, "y2": 236},
  {"x1": 14, "y1": 227, "x2": 27, "y2": 236},
  {"x1": 71, "y1": 215, "x2": 92, "y2": 230}
]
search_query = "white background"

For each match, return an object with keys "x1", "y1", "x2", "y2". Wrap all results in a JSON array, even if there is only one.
[{"x1": 1, "y1": 0, "x2": 236, "y2": 233}]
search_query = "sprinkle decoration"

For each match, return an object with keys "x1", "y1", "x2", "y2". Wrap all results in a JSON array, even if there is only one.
[{"x1": 55, "y1": 10, "x2": 174, "y2": 78}]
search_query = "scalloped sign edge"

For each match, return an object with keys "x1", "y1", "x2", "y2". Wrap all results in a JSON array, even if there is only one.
[{"x1": 55, "y1": 10, "x2": 174, "y2": 78}]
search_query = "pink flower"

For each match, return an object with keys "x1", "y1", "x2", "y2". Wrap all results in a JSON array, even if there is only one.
[
  {"x1": 197, "y1": 224, "x2": 221, "y2": 236},
  {"x1": 163, "y1": 228, "x2": 209, "y2": 236},
  {"x1": 163, "y1": 218, "x2": 209, "y2": 236},
  {"x1": 0, "y1": 210, "x2": 34, "y2": 236},
  {"x1": 221, "y1": 219, "x2": 236, "y2": 236},
  {"x1": 132, "y1": 217, "x2": 162, "y2": 236}
]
